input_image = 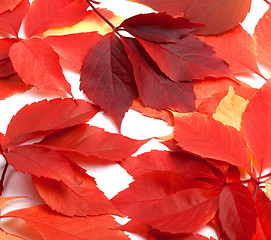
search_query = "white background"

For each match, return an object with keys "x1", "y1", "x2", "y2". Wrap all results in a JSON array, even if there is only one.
[{"x1": 0, "y1": 0, "x2": 269, "y2": 239}]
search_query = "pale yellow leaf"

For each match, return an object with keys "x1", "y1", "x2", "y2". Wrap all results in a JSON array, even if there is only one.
[
  {"x1": 265, "y1": 180, "x2": 271, "y2": 200},
  {"x1": 213, "y1": 86, "x2": 248, "y2": 130}
]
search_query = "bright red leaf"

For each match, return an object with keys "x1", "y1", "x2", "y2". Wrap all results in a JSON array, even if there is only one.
[
  {"x1": 0, "y1": 0, "x2": 22, "y2": 14},
  {"x1": 0, "y1": 38, "x2": 18, "y2": 60},
  {"x1": 0, "y1": 59, "x2": 16, "y2": 77},
  {"x1": 80, "y1": 33, "x2": 137, "y2": 129},
  {"x1": 147, "y1": 230, "x2": 210, "y2": 240},
  {"x1": 24, "y1": 0, "x2": 89, "y2": 37},
  {"x1": 174, "y1": 112, "x2": 252, "y2": 171},
  {"x1": 219, "y1": 183, "x2": 257, "y2": 240},
  {"x1": 2, "y1": 205, "x2": 130, "y2": 240},
  {"x1": 44, "y1": 32, "x2": 102, "y2": 70},
  {"x1": 121, "y1": 37, "x2": 195, "y2": 112},
  {"x1": 129, "y1": 0, "x2": 252, "y2": 35},
  {"x1": 4, "y1": 98, "x2": 99, "y2": 150},
  {"x1": 136, "y1": 35, "x2": 231, "y2": 82},
  {"x1": 39, "y1": 124, "x2": 148, "y2": 161},
  {"x1": 9, "y1": 38, "x2": 72, "y2": 95},
  {"x1": 0, "y1": 0, "x2": 30, "y2": 37},
  {"x1": 32, "y1": 162, "x2": 121, "y2": 217}
]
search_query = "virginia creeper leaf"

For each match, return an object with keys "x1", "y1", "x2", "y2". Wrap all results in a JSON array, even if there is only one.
[
  {"x1": 2, "y1": 205, "x2": 130, "y2": 240},
  {"x1": 147, "y1": 230, "x2": 210, "y2": 240},
  {"x1": 242, "y1": 80, "x2": 271, "y2": 173},
  {"x1": 121, "y1": 37, "x2": 195, "y2": 112},
  {"x1": 9, "y1": 38, "x2": 72, "y2": 95},
  {"x1": 0, "y1": 59, "x2": 16, "y2": 77},
  {"x1": 44, "y1": 32, "x2": 102, "y2": 70},
  {"x1": 80, "y1": 33, "x2": 138, "y2": 129},
  {"x1": 129, "y1": 0, "x2": 252, "y2": 35},
  {"x1": 219, "y1": 183, "x2": 257, "y2": 240},
  {"x1": 0, "y1": 0, "x2": 22, "y2": 14},
  {"x1": 199, "y1": 25, "x2": 262, "y2": 75},
  {"x1": 118, "y1": 12, "x2": 202, "y2": 42},
  {"x1": 0, "y1": 0, "x2": 30, "y2": 37},
  {"x1": 112, "y1": 171, "x2": 219, "y2": 233},
  {"x1": 0, "y1": 38, "x2": 18, "y2": 60},
  {"x1": 136, "y1": 35, "x2": 231, "y2": 82},
  {"x1": 32, "y1": 163, "x2": 121, "y2": 217},
  {"x1": 25, "y1": 0, "x2": 89, "y2": 37},
  {"x1": 4, "y1": 98, "x2": 99, "y2": 150},
  {"x1": 39, "y1": 124, "x2": 148, "y2": 161},
  {"x1": 174, "y1": 112, "x2": 251, "y2": 171},
  {"x1": 5, "y1": 145, "x2": 75, "y2": 181}
]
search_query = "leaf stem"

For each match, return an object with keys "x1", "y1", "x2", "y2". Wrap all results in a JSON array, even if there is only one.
[
  {"x1": 257, "y1": 172, "x2": 271, "y2": 180},
  {"x1": 264, "y1": 0, "x2": 270, "y2": 4},
  {"x1": 85, "y1": 0, "x2": 116, "y2": 31},
  {"x1": 0, "y1": 155, "x2": 9, "y2": 196}
]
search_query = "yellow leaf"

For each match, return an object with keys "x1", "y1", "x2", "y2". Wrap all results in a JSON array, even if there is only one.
[
  {"x1": 213, "y1": 86, "x2": 248, "y2": 130},
  {"x1": 43, "y1": 8, "x2": 124, "y2": 37},
  {"x1": 265, "y1": 180, "x2": 271, "y2": 199}
]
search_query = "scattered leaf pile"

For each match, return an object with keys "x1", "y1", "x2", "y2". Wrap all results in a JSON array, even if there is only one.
[{"x1": 0, "y1": 0, "x2": 271, "y2": 239}]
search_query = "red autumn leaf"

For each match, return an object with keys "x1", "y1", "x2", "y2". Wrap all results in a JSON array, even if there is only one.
[
  {"x1": 25, "y1": 0, "x2": 89, "y2": 37},
  {"x1": 198, "y1": 25, "x2": 262, "y2": 76},
  {"x1": 0, "y1": 74, "x2": 31, "y2": 100},
  {"x1": 32, "y1": 163, "x2": 121, "y2": 217},
  {"x1": 39, "y1": 124, "x2": 148, "y2": 161},
  {"x1": 253, "y1": 6, "x2": 271, "y2": 69},
  {"x1": 219, "y1": 183, "x2": 257, "y2": 240},
  {"x1": 2, "y1": 205, "x2": 130, "y2": 240},
  {"x1": 4, "y1": 98, "x2": 99, "y2": 150},
  {"x1": 111, "y1": 171, "x2": 219, "y2": 233},
  {"x1": 121, "y1": 37, "x2": 195, "y2": 112},
  {"x1": 0, "y1": 0, "x2": 30, "y2": 37},
  {"x1": 136, "y1": 35, "x2": 231, "y2": 82},
  {"x1": 0, "y1": 38, "x2": 18, "y2": 60},
  {"x1": 174, "y1": 112, "x2": 252, "y2": 171},
  {"x1": 9, "y1": 38, "x2": 72, "y2": 95},
  {"x1": 44, "y1": 32, "x2": 102, "y2": 70},
  {"x1": 242, "y1": 80, "x2": 271, "y2": 172},
  {"x1": 0, "y1": 59, "x2": 16, "y2": 77},
  {"x1": 80, "y1": 33, "x2": 137, "y2": 129},
  {"x1": 0, "y1": 0, "x2": 22, "y2": 14},
  {"x1": 147, "y1": 230, "x2": 210, "y2": 240},
  {"x1": 5, "y1": 145, "x2": 75, "y2": 181},
  {"x1": 118, "y1": 12, "x2": 202, "y2": 42},
  {"x1": 129, "y1": 0, "x2": 252, "y2": 35}
]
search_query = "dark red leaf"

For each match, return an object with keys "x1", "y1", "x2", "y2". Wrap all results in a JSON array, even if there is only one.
[
  {"x1": 4, "y1": 98, "x2": 99, "y2": 150},
  {"x1": 118, "y1": 12, "x2": 202, "y2": 42},
  {"x1": 0, "y1": 0, "x2": 22, "y2": 14},
  {"x1": 219, "y1": 183, "x2": 257, "y2": 240},
  {"x1": 9, "y1": 38, "x2": 72, "y2": 95},
  {"x1": 25, "y1": 0, "x2": 89, "y2": 37},
  {"x1": 39, "y1": 124, "x2": 148, "y2": 161},
  {"x1": 121, "y1": 37, "x2": 195, "y2": 113},
  {"x1": 147, "y1": 230, "x2": 210, "y2": 240},
  {"x1": 80, "y1": 33, "x2": 137, "y2": 129},
  {"x1": 0, "y1": 38, "x2": 18, "y2": 60},
  {"x1": 112, "y1": 171, "x2": 219, "y2": 233},
  {"x1": 136, "y1": 35, "x2": 231, "y2": 82},
  {"x1": 174, "y1": 112, "x2": 252, "y2": 171},
  {"x1": 44, "y1": 32, "x2": 102, "y2": 70},
  {"x1": 2, "y1": 205, "x2": 130, "y2": 240},
  {"x1": 32, "y1": 162, "x2": 121, "y2": 217},
  {"x1": 0, "y1": 59, "x2": 16, "y2": 77},
  {"x1": 0, "y1": 0, "x2": 30, "y2": 37}
]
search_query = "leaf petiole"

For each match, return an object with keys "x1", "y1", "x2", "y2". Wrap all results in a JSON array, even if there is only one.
[{"x1": 264, "y1": 0, "x2": 270, "y2": 4}]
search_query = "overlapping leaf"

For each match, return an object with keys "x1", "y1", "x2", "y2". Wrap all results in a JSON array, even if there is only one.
[{"x1": 0, "y1": 0, "x2": 22, "y2": 14}]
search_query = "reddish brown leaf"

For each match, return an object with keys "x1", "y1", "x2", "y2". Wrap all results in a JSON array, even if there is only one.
[
  {"x1": 147, "y1": 230, "x2": 210, "y2": 240},
  {"x1": 253, "y1": 6, "x2": 271, "y2": 69},
  {"x1": 2, "y1": 205, "x2": 130, "y2": 240},
  {"x1": 0, "y1": 0, "x2": 30, "y2": 37},
  {"x1": 118, "y1": 12, "x2": 202, "y2": 42},
  {"x1": 9, "y1": 38, "x2": 72, "y2": 95},
  {"x1": 32, "y1": 163, "x2": 121, "y2": 217},
  {"x1": 136, "y1": 35, "x2": 231, "y2": 82},
  {"x1": 129, "y1": 0, "x2": 252, "y2": 35},
  {"x1": 25, "y1": 0, "x2": 89, "y2": 37},
  {"x1": 0, "y1": 74, "x2": 31, "y2": 100},
  {"x1": 242, "y1": 80, "x2": 271, "y2": 173},
  {"x1": 80, "y1": 33, "x2": 137, "y2": 128},
  {"x1": 4, "y1": 98, "x2": 99, "y2": 150},
  {"x1": 44, "y1": 32, "x2": 101, "y2": 70},
  {"x1": 5, "y1": 145, "x2": 75, "y2": 181},
  {"x1": 174, "y1": 112, "x2": 251, "y2": 171},
  {"x1": 198, "y1": 25, "x2": 262, "y2": 75},
  {"x1": 0, "y1": 0, "x2": 22, "y2": 14},
  {"x1": 111, "y1": 171, "x2": 219, "y2": 233},
  {"x1": 219, "y1": 183, "x2": 257, "y2": 240},
  {"x1": 39, "y1": 124, "x2": 148, "y2": 161},
  {"x1": 121, "y1": 37, "x2": 195, "y2": 113}
]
